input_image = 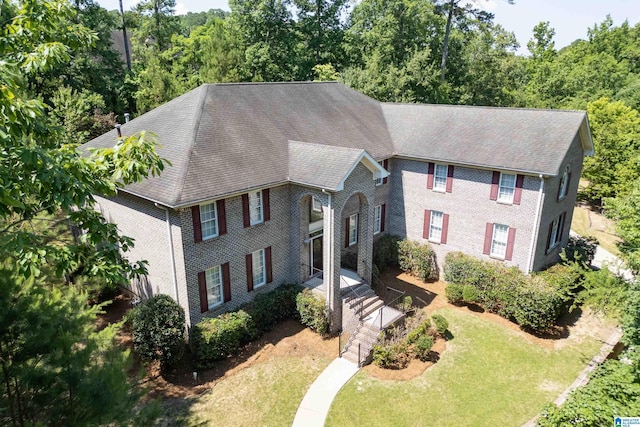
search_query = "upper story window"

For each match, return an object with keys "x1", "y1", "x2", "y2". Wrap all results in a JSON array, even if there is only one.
[
  {"x1": 375, "y1": 159, "x2": 389, "y2": 186},
  {"x1": 312, "y1": 196, "x2": 322, "y2": 212},
  {"x1": 243, "y1": 189, "x2": 270, "y2": 228},
  {"x1": 427, "y1": 163, "x2": 453, "y2": 192},
  {"x1": 309, "y1": 196, "x2": 323, "y2": 231},
  {"x1": 498, "y1": 173, "x2": 516, "y2": 203},
  {"x1": 491, "y1": 172, "x2": 524, "y2": 205},
  {"x1": 433, "y1": 164, "x2": 448, "y2": 191},
  {"x1": 205, "y1": 265, "x2": 223, "y2": 309},
  {"x1": 200, "y1": 202, "x2": 218, "y2": 240},
  {"x1": 249, "y1": 191, "x2": 263, "y2": 225},
  {"x1": 558, "y1": 167, "x2": 570, "y2": 201},
  {"x1": 192, "y1": 200, "x2": 226, "y2": 243}
]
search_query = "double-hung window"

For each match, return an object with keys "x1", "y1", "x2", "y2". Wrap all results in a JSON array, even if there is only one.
[
  {"x1": 498, "y1": 173, "x2": 516, "y2": 203},
  {"x1": 558, "y1": 168, "x2": 569, "y2": 200},
  {"x1": 375, "y1": 161, "x2": 384, "y2": 186},
  {"x1": 491, "y1": 224, "x2": 509, "y2": 259},
  {"x1": 205, "y1": 265, "x2": 223, "y2": 309},
  {"x1": 547, "y1": 212, "x2": 566, "y2": 251},
  {"x1": 374, "y1": 205, "x2": 382, "y2": 234},
  {"x1": 433, "y1": 164, "x2": 448, "y2": 192},
  {"x1": 429, "y1": 211, "x2": 444, "y2": 242},
  {"x1": 200, "y1": 202, "x2": 218, "y2": 240},
  {"x1": 249, "y1": 190, "x2": 263, "y2": 225},
  {"x1": 252, "y1": 249, "x2": 266, "y2": 287},
  {"x1": 348, "y1": 213, "x2": 358, "y2": 246}
]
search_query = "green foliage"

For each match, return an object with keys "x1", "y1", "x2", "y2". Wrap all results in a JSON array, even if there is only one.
[
  {"x1": 397, "y1": 239, "x2": 439, "y2": 282},
  {"x1": 128, "y1": 294, "x2": 186, "y2": 371},
  {"x1": 537, "y1": 349, "x2": 640, "y2": 427},
  {"x1": 563, "y1": 234, "x2": 599, "y2": 266},
  {"x1": 372, "y1": 234, "x2": 401, "y2": 273},
  {"x1": 192, "y1": 310, "x2": 258, "y2": 369},
  {"x1": 431, "y1": 314, "x2": 449, "y2": 337},
  {"x1": 414, "y1": 335, "x2": 434, "y2": 362},
  {"x1": 372, "y1": 326, "x2": 412, "y2": 369},
  {"x1": 444, "y1": 253, "x2": 585, "y2": 332},
  {"x1": 0, "y1": 270, "x2": 150, "y2": 426},
  {"x1": 445, "y1": 283, "x2": 464, "y2": 304},
  {"x1": 251, "y1": 284, "x2": 303, "y2": 331},
  {"x1": 576, "y1": 267, "x2": 629, "y2": 318},
  {"x1": 606, "y1": 177, "x2": 640, "y2": 275},
  {"x1": 296, "y1": 288, "x2": 329, "y2": 335},
  {"x1": 193, "y1": 285, "x2": 302, "y2": 368}
]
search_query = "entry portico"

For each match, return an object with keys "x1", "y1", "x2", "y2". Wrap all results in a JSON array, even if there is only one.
[{"x1": 289, "y1": 141, "x2": 388, "y2": 332}]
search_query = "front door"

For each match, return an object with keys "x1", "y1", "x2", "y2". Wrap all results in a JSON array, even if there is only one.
[{"x1": 310, "y1": 234, "x2": 323, "y2": 276}]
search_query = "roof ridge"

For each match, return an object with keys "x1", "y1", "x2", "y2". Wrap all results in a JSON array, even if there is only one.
[
  {"x1": 201, "y1": 81, "x2": 341, "y2": 87},
  {"x1": 175, "y1": 85, "x2": 209, "y2": 206},
  {"x1": 288, "y1": 139, "x2": 364, "y2": 153},
  {"x1": 381, "y1": 102, "x2": 586, "y2": 114}
]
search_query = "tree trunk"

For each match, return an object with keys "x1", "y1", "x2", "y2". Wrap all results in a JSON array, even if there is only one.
[{"x1": 440, "y1": 0, "x2": 456, "y2": 83}]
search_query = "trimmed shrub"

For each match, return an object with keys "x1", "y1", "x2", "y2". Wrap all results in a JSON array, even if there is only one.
[
  {"x1": 443, "y1": 252, "x2": 492, "y2": 288},
  {"x1": 296, "y1": 288, "x2": 329, "y2": 335},
  {"x1": 372, "y1": 327, "x2": 412, "y2": 369},
  {"x1": 564, "y1": 235, "x2": 598, "y2": 266},
  {"x1": 414, "y1": 335, "x2": 434, "y2": 361},
  {"x1": 373, "y1": 235, "x2": 401, "y2": 273},
  {"x1": 191, "y1": 310, "x2": 257, "y2": 369},
  {"x1": 398, "y1": 239, "x2": 438, "y2": 281},
  {"x1": 251, "y1": 284, "x2": 302, "y2": 332},
  {"x1": 128, "y1": 294, "x2": 186, "y2": 371},
  {"x1": 431, "y1": 314, "x2": 449, "y2": 337},
  {"x1": 511, "y1": 277, "x2": 564, "y2": 331},
  {"x1": 536, "y1": 262, "x2": 584, "y2": 303},
  {"x1": 445, "y1": 284, "x2": 464, "y2": 304},
  {"x1": 461, "y1": 284, "x2": 481, "y2": 303},
  {"x1": 406, "y1": 317, "x2": 431, "y2": 344}
]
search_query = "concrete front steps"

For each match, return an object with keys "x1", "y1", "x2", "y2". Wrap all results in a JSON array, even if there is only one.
[{"x1": 340, "y1": 281, "x2": 405, "y2": 366}]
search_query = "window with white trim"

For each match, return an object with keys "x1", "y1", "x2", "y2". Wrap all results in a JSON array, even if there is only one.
[
  {"x1": 558, "y1": 168, "x2": 569, "y2": 200},
  {"x1": 375, "y1": 161, "x2": 384, "y2": 186},
  {"x1": 547, "y1": 213, "x2": 565, "y2": 251},
  {"x1": 498, "y1": 173, "x2": 516, "y2": 203},
  {"x1": 200, "y1": 202, "x2": 218, "y2": 240},
  {"x1": 205, "y1": 265, "x2": 223, "y2": 309},
  {"x1": 252, "y1": 249, "x2": 266, "y2": 287},
  {"x1": 312, "y1": 196, "x2": 322, "y2": 212},
  {"x1": 429, "y1": 211, "x2": 443, "y2": 242},
  {"x1": 349, "y1": 213, "x2": 358, "y2": 246},
  {"x1": 374, "y1": 205, "x2": 382, "y2": 234},
  {"x1": 491, "y1": 224, "x2": 509, "y2": 259},
  {"x1": 433, "y1": 164, "x2": 448, "y2": 192},
  {"x1": 249, "y1": 191, "x2": 263, "y2": 225}
]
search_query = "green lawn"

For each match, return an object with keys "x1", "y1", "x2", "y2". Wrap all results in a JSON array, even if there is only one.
[
  {"x1": 183, "y1": 355, "x2": 332, "y2": 426},
  {"x1": 326, "y1": 308, "x2": 602, "y2": 427}
]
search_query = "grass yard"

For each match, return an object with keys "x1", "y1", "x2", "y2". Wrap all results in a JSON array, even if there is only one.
[
  {"x1": 571, "y1": 205, "x2": 620, "y2": 256},
  {"x1": 326, "y1": 307, "x2": 603, "y2": 427},
  {"x1": 183, "y1": 355, "x2": 332, "y2": 426}
]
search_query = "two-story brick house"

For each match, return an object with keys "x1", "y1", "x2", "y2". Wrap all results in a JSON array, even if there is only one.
[{"x1": 84, "y1": 82, "x2": 593, "y2": 330}]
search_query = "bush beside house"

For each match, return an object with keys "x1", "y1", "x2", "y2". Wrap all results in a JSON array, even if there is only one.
[
  {"x1": 398, "y1": 239, "x2": 439, "y2": 282},
  {"x1": 128, "y1": 294, "x2": 186, "y2": 371},
  {"x1": 443, "y1": 252, "x2": 584, "y2": 332},
  {"x1": 193, "y1": 284, "x2": 332, "y2": 369}
]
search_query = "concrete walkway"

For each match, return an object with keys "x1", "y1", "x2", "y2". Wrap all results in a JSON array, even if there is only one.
[{"x1": 292, "y1": 357, "x2": 359, "y2": 427}]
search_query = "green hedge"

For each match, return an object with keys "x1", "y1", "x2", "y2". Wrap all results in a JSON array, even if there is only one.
[
  {"x1": 398, "y1": 239, "x2": 439, "y2": 282},
  {"x1": 443, "y1": 252, "x2": 585, "y2": 332},
  {"x1": 296, "y1": 288, "x2": 328, "y2": 335},
  {"x1": 373, "y1": 235, "x2": 401, "y2": 273},
  {"x1": 192, "y1": 284, "x2": 303, "y2": 369}
]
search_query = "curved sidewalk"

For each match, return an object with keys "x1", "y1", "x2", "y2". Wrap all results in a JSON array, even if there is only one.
[{"x1": 292, "y1": 357, "x2": 359, "y2": 427}]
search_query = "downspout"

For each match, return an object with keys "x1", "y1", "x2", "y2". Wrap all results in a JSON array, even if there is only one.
[
  {"x1": 155, "y1": 203, "x2": 179, "y2": 304},
  {"x1": 526, "y1": 175, "x2": 545, "y2": 273}
]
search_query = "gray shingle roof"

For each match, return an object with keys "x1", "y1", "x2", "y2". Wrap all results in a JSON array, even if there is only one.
[
  {"x1": 83, "y1": 82, "x2": 592, "y2": 208},
  {"x1": 85, "y1": 82, "x2": 394, "y2": 207},
  {"x1": 382, "y1": 103, "x2": 591, "y2": 176}
]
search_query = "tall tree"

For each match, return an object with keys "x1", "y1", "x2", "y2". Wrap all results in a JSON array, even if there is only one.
[
  {"x1": 134, "y1": 0, "x2": 180, "y2": 51},
  {"x1": 293, "y1": 0, "x2": 348, "y2": 79},
  {"x1": 437, "y1": 0, "x2": 513, "y2": 83}
]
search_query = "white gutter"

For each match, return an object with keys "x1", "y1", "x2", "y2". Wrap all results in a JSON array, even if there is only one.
[
  {"x1": 527, "y1": 175, "x2": 545, "y2": 273},
  {"x1": 155, "y1": 203, "x2": 180, "y2": 304}
]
